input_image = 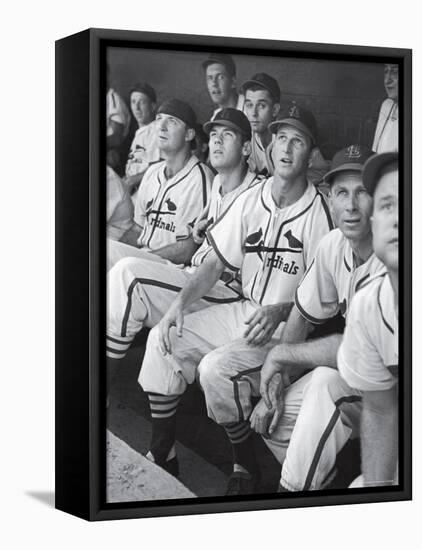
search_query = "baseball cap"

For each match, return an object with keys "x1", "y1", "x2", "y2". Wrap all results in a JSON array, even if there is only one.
[
  {"x1": 269, "y1": 102, "x2": 317, "y2": 145},
  {"x1": 323, "y1": 145, "x2": 374, "y2": 184},
  {"x1": 157, "y1": 98, "x2": 197, "y2": 128},
  {"x1": 203, "y1": 108, "x2": 252, "y2": 141},
  {"x1": 130, "y1": 82, "x2": 157, "y2": 103},
  {"x1": 241, "y1": 73, "x2": 281, "y2": 103},
  {"x1": 362, "y1": 152, "x2": 399, "y2": 195},
  {"x1": 202, "y1": 53, "x2": 236, "y2": 77}
]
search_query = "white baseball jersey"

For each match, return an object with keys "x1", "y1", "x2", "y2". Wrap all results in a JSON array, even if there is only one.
[
  {"x1": 134, "y1": 154, "x2": 213, "y2": 251},
  {"x1": 189, "y1": 170, "x2": 263, "y2": 269},
  {"x1": 338, "y1": 272, "x2": 398, "y2": 391},
  {"x1": 106, "y1": 166, "x2": 134, "y2": 241},
  {"x1": 125, "y1": 121, "x2": 161, "y2": 177},
  {"x1": 247, "y1": 133, "x2": 272, "y2": 176},
  {"x1": 295, "y1": 228, "x2": 385, "y2": 324},
  {"x1": 106, "y1": 88, "x2": 130, "y2": 138},
  {"x1": 207, "y1": 179, "x2": 334, "y2": 307},
  {"x1": 372, "y1": 98, "x2": 399, "y2": 153}
]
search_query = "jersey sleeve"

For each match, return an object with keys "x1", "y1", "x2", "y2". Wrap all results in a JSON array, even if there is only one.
[
  {"x1": 295, "y1": 235, "x2": 339, "y2": 324},
  {"x1": 133, "y1": 175, "x2": 148, "y2": 228},
  {"x1": 206, "y1": 191, "x2": 248, "y2": 272},
  {"x1": 337, "y1": 290, "x2": 397, "y2": 391},
  {"x1": 302, "y1": 193, "x2": 333, "y2": 269}
]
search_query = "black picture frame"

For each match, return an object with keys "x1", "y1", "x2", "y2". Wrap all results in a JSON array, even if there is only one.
[{"x1": 55, "y1": 27, "x2": 412, "y2": 521}]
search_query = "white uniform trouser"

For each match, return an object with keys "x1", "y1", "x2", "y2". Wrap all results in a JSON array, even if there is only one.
[
  {"x1": 139, "y1": 300, "x2": 284, "y2": 424},
  {"x1": 107, "y1": 238, "x2": 164, "y2": 271},
  {"x1": 263, "y1": 367, "x2": 362, "y2": 491},
  {"x1": 106, "y1": 256, "x2": 243, "y2": 359}
]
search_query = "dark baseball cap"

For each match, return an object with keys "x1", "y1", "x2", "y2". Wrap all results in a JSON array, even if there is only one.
[
  {"x1": 241, "y1": 73, "x2": 281, "y2": 103},
  {"x1": 269, "y1": 102, "x2": 317, "y2": 145},
  {"x1": 323, "y1": 145, "x2": 374, "y2": 184},
  {"x1": 362, "y1": 152, "x2": 399, "y2": 195},
  {"x1": 130, "y1": 82, "x2": 157, "y2": 103},
  {"x1": 157, "y1": 98, "x2": 197, "y2": 128},
  {"x1": 202, "y1": 53, "x2": 236, "y2": 77},
  {"x1": 203, "y1": 108, "x2": 252, "y2": 141}
]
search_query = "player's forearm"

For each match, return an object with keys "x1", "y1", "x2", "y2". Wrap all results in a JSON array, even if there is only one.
[
  {"x1": 270, "y1": 333, "x2": 343, "y2": 374},
  {"x1": 281, "y1": 305, "x2": 313, "y2": 344},
  {"x1": 361, "y1": 387, "x2": 398, "y2": 486},
  {"x1": 119, "y1": 223, "x2": 143, "y2": 247},
  {"x1": 153, "y1": 236, "x2": 200, "y2": 264},
  {"x1": 174, "y1": 252, "x2": 224, "y2": 310}
]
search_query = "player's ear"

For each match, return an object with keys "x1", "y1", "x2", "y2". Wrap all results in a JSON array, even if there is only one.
[
  {"x1": 272, "y1": 102, "x2": 281, "y2": 119},
  {"x1": 242, "y1": 139, "x2": 251, "y2": 158},
  {"x1": 231, "y1": 76, "x2": 237, "y2": 89},
  {"x1": 185, "y1": 127, "x2": 196, "y2": 143},
  {"x1": 307, "y1": 145, "x2": 315, "y2": 168}
]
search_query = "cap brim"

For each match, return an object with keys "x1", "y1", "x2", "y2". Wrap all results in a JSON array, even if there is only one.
[
  {"x1": 323, "y1": 162, "x2": 365, "y2": 184},
  {"x1": 362, "y1": 152, "x2": 399, "y2": 195},
  {"x1": 203, "y1": 118, "x2": 251, "y2": 140},
  {"x1": 269, "y1": 118, "x2": 315, "y2": 144}
]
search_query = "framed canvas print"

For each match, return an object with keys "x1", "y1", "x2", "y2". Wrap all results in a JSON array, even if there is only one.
[{"x1": 55, "y1": 28, "x2": 412, "y2": 521}]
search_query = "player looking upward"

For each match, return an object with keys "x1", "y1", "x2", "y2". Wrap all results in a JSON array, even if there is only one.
[
  {"x1": 338, "y1": 152, "x2": 399, "y2": 487},
  {"x1": 138, "y1": 103, "x2": 332, "y2": 493},
  {"x1": 254, "y1": 145, "x2": 385, "y2": 492}
]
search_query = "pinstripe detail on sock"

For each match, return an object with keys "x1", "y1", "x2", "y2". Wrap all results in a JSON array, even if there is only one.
[
  {"x1": 224, "y1": 421, "x2": 251, "y2": 444},
  {"x1": 147, "y1": 393, "x2": 180, "y2": 419}
]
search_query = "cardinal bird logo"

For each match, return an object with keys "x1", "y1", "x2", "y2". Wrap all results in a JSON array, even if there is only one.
[
  {"x1": 246, "y1": 227, "x2": 263, "y2": 244},
  {"x1": 146, "y1": 198, "x2": 154, "y2": 210},
  {"x1": 339, "y1": 299, "x2": 347, "y2": 316},
  {"x1": 284, "y1": 230, "x2": 303, "y2": 249},
  {"x1": 165, "y1": 198, "x2": 177, "y2": 212}
]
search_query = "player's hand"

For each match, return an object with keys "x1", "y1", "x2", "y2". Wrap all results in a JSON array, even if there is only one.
[
  {"x1": 157, "y1": 302, "x2": 184, "y2": 356},
  {"x1": 122, "y1": 174, "x2": 142, "y2": 193},
  {"x1": 260, "y1": 346, "x2": 290, "y2": 409},
  {"x1": 250, "y1": 373, "x2": 284, "y2": 436},
  {"x1": 243, "y1": 303, "x2": 293, "y2": 346},
  {"x1": 192, "y1": 219, "x2": 212, "y2": 245}
]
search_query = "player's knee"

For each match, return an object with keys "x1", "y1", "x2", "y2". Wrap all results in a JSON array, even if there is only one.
[
  {"x1": 309, "y1": 366, "x2": 341, "y2": 392},
  {"x1": 197, "y1": 351, "x2": 222, "y2": 391}
]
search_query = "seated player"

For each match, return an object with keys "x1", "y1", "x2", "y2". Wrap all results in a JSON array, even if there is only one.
[
  {"x1": 241, "y1": 72, "x2": 281, "y2": 176},
  {"x1": 107, "y1": 98, "x2": 213, "y2": 269},
  {"x1": 124, "y1": 82, "x2": 160, "y2": 196},
  {"x1": 107, "y1": 108, "x2": 262, "y2": 387},
  {"x1": 202, "y1": 53, "x2": 243, "y2": 120},
  {"x1": 106, "y1": 85, "x2": 131, "y2": 174},
  {"x1": 338, "y1": 152, "x2": 399, "y2": 487},
  {"x1": 254, "y1": 145, "x2": 385, "y2": 492},
  {"x1": 372, "y1": 64, "x2": 399, "y2": 153},
  {"x1": 138, "y1": 103, "x2": 333, "y2": 490},
  {"x1": 106, "y1": 166, "x2": 134, "y2": 241}
]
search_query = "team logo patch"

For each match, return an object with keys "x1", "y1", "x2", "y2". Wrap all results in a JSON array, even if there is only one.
[
  {"x1": 284, "y1": 230, "x2": 303, "y2": 249},
  {"x1": 346, "y1": 145, "x2": 362, "y2": 159},
  {"x1": 245, "y1": 228, "x2": 264, "y2": 260}
]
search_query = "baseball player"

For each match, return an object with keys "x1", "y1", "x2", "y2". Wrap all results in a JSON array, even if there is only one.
[
  {"x1": 372, "y1": 64, "x2": 399, "y2": 153},
  {"x1": 107, "y1": 98, "x2": 214, "y2": 269},
  {"x1": 202, "y1": 53, "x2": 244, "y2": 120},
  {"x1": 106, "y1": 109, "x2": 262, "y2": 395},
  {"x1": 106, "y1": 85, "x2": 131, "y2": 174},
  {"x1": 338, "y1": 152, "x2": 399, "y2": 487},
  {"x1": 107, "y1": 166, "x2": 134, "y2": 241},
  {"x1": 124, "y1": 82, "x2": 160, "y2": 195},
  {"x1": 255, "y1": 145, "x2": 386, "y2": 492},
  {"x1": 241, "y1": 73, "x2": 281, "y2": 176},
  {"x1": 138, "y1": 103, "x2": 333, "y2": 492}
]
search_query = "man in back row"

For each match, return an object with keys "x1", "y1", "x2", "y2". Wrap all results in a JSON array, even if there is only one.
[
  {"x1": 107, "y1": 98, "x2": 214, "y2": 269},
  {"x1": 203, "y1": 53, "x2": 244, "y2": 120},
  {"x1": 139, "y1": 103, "x2": 333, "y2": 493}
]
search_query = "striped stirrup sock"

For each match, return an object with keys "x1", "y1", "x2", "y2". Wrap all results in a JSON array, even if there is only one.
[
  {"x1": 147, "y1": 392, "x2": 181, "y2": 464},
  {"x1": 224, "y1": 421, "x2": 256, "y2": 474},
  {"x1": 224, "y1": 421, "x2": 252, "y2": 445},
  {"x1": 106, "y1": 334, "x2": 133, "y2": 359}
]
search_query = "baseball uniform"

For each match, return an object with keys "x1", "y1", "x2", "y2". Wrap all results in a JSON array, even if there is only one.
[
  {"x1": 262, "y1": 229, "x2": 385, "y2": 491},
  {"x1": 139, "y1": 179, "x2": 333, "y2": 426},
  {"x1": 372, "y1": 98, "x2": 399, "y2": 153},
  {"x1": 106, "y1": 171, "x2": 263, "y2": 359},
  {"x1": 107, "y1": 88, "x2": 130, "y2": 139},
  {"x1": 107, "y1": 154, "x2": 213, "y2": 269},
  {"x1": 247, "y1": 132, "x2": 272, "y2": 176},
  {"x1": 125, "y1": 121, "x2": 161, "y2": 177},
  {"x1": 106, "y1": 166, "x2": 134, "y2": 241},
  {"x1": 338, "y1": 272, "x2": 398, "y2": 392}
]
